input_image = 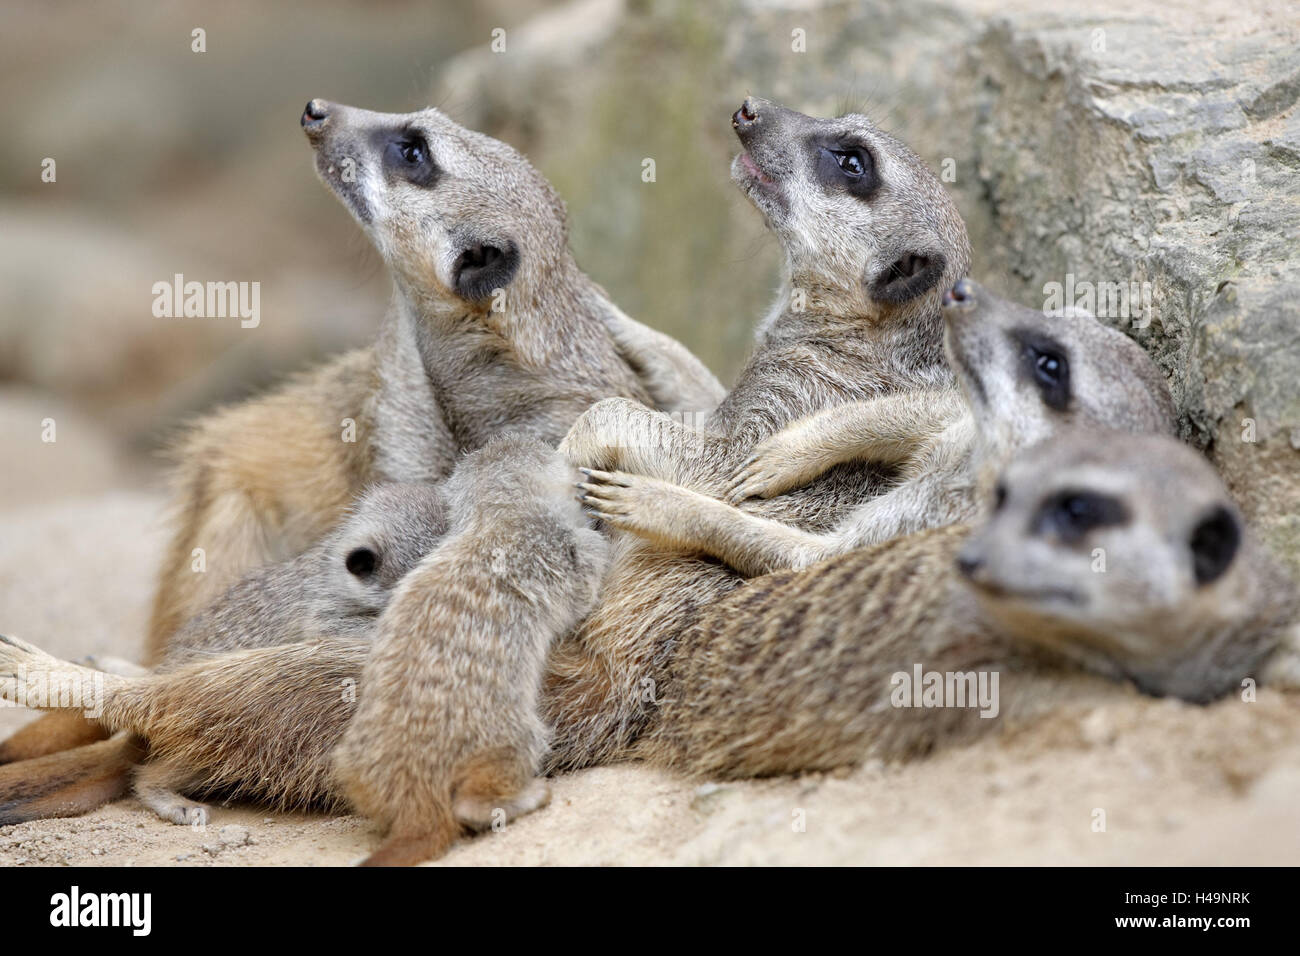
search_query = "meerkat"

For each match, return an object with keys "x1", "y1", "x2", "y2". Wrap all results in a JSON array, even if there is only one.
[
  {"x1": 535, "y1": 94, "x2": 973, "y2": 769},
  {"x1": 636, "y1": 428, "x2": 1300, "y2": 776},
  {"x1": 0, "y1": 99, "x2": 722, "y2": 804},
  {"x1": 577, "y1": 277, "x2": 1178, "y2": 576},
  {"x1": 4, "y1": 430, "x2": 1294, "y2": 803},
  {"x1": 333, "y1": 436, "x2": 608, "y2": 865}
]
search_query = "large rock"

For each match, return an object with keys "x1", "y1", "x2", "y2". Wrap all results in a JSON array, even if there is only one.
[{"x1": 434, "y1": 0, "x2": 1300, "y2": 572}]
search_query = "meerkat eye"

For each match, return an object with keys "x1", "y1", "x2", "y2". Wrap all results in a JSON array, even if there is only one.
[
  {"x1": 1035, "y1": 490, "x2": 1129, "y2": 544},
  {"x1": 1189, "y1": 506, "x2": 1241, "y2": 586},
  {"x1": 834, "y1": 149, "x2": 866, "y2": 176},
  {"x1": 993, "y1": 483, "x2": 1008, "y2": 511},
  {"x1": 345, "y1": 547, "x2": 379, "y2": 578},
  {"x1": 1014, "y1": 331, "x2": 1071, "y2": 411},
  {"x1": 814, "y1": 141, "x2": 878, "y2": 198},
  {"x1": 382, "y1": 131, "x2": 440, "y2": 187},
  {"x1": 399, "y1": 140, "x2": 425, "y2": 164}
]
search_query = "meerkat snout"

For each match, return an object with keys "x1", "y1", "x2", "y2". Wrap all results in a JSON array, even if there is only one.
[
  {"x1": 728, "y1": 95, "x2": 968, "y2": 323},
  {"x1": 301, "y1": 98, "x2": 329, "y2": 136},
  {"x1": 302, "y1": 101, "x2": 562, "y2": 305},
  {"x1": 943, "y1": 278, "x2": 1177, "y2": 484},
  {"x1": 962, "y1": 428, "x2": 1294, "y2": 701}
]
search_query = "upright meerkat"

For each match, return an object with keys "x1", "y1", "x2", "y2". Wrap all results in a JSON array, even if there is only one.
[
  {"x1": 535, "y1": 94, "x2": 972, "y2": 769},
  {"x1": 0, "y1": 99, "x2": 722, "y2": 790},
  {"x1": 4, "y1": 431, "x2": 1294, "y2": 805},
  {"x1": 334, "y1": 437, "x2": 608, "y2": 865},
  {"x1": 578, "y1": 277, "x2": 1177, "y2": 575}
]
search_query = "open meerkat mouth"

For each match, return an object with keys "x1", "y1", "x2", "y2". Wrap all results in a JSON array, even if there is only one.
[{"x1": 738, "y1": 151, "x2": 775, "y2": 185}]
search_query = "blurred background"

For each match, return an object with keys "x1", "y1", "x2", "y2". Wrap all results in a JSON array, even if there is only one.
[{"x1": 1, "y1": 0, "x2": 1297, "y2": 566}]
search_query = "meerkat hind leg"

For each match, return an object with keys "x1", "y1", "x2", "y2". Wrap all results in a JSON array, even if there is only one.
[{"x1": 133, "y1": 761, "x2": 210, "y2": 827}]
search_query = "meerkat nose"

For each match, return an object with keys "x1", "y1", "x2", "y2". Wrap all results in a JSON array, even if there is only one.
[
  {"x1": 302, "y1": 99, "x2": 330, "y2": 133},
  {"x1": 732, "y1": 99, "x2": 759, "y2": 131},
  {"x1": 944, "y1": 277, "x2": 976, "y2": 307}
]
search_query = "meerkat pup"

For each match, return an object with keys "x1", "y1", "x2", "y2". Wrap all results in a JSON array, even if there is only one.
[
  {"x1": 333, "y1": 436, "x2": 609, "y2": 865},
  {"x1": 577, "y1": 277, "x2": 1177, "y2": 575},
  {"x1": 138, "y1": 481, "x2": 448, "y2": 825},
  {"x1": 3, "y1": 431, "x2": 1294, "y2": 798}
]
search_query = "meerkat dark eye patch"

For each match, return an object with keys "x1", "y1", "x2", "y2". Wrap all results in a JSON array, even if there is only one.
[
  {"x1": 1189, "y1": 505, "x2": 1241, "y2": 586},
  {"x1": 813, "y1": 141, "x2": 879, "y2": 198},
  {"x1": 1013, "y1": 328, "x2": 1071, "y2": 411},
  {"x1": 867, "y1": 252, "x2": 946, "y2": 305},
  {"x1": 453, "y1": 239, "x2": 519, "y2": 301},
  {"x1": 379, "y1": 129, "x2": 441, "y2": 188},
  {"x1": 1034, "y1": 489, "x2": 1129, "y2": 544},
  {"x1": 345, "y1": 547, "x2": 379, "y2": 578}
]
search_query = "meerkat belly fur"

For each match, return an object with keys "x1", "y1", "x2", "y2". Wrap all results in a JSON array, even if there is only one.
[
  {"x1": 579, "y1": 277, "x2": 1178, "y2": 576},
  {"x1": 333, "y1": 437, "x2": 608, "y2": 865}
]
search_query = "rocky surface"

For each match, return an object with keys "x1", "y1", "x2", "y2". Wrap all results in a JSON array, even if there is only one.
[{"x1": 436, "y1": 0, "x2": 1300, "y2": 570}]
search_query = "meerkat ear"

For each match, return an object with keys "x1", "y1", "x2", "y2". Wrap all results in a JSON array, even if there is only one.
[
  {"x1": 453, "y1": 239, "x2": 520, "y2": 301},
  {"x1": 1189, "y1": 506, "x2": 1241, "y2": 586},
  {"x1": 868, "y1": 251, "x2": 947, "y2": 305}
]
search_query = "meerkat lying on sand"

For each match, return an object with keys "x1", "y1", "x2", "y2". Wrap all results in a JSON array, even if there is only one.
[{"x1": 577, "y1": 277, "x2": 1176, "y2": 575}]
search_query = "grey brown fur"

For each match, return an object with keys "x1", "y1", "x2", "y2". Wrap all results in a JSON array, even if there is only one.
[
  {"x1": 578, "y1": 278, "x2": 1178, "y2": 576},
  {"x1": 334, "y1": 436, "x2": 608, "y2": 864}
]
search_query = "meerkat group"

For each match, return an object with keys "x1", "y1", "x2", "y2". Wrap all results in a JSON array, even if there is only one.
[{"x1": 1, "y1": 94, "x2": 1296, "y2": 864}]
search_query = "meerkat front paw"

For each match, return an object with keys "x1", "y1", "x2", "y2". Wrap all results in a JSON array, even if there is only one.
[
  {"x1": 728, "y1": 434, "x2": 835, "y2": 504},
  {"x1": 559, "y1": 398, "x2": 644, "y2": 471},
  {"x1": 577, "y1": 469, "x2": 696, "y2": 546}
]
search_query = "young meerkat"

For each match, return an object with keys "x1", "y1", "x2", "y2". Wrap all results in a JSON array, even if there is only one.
[
  {"x1": 0, "y1": 438, "x2": 608, "y2": 862},
  {"x1": 333, "y1": 436, "x2": 609, "y2": 866},
  {"x1": 577, "y1": 277, "x2": 1177, "y2": 576},
  {"x1": 3, "y1": 431, "x2": 1295, "y2": 801},
  {"x1": 0, "y1": 99, "x2": 721, "y2": 805}
]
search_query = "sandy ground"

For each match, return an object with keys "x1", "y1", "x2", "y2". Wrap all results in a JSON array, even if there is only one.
[{"x1": 1, "y1": 426, "x2": 1299, "y2": 867}]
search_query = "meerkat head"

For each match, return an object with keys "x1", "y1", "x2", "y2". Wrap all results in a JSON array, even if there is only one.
[
  {"x1": 942, "y1": 277, "x2": 1177, "y2": 484},
  {"x1": 957, "y1": 429, "x2": 1292, "y2": 702},
  {"x1": 325, "y1": 483, "x2": 449, "y2": 618},
  {"x1": 301, "y1": 99, "x2": 570, "y2": 311},
  {"x1": 729, "y1": 96, "x2": 970, "y2": 325}
]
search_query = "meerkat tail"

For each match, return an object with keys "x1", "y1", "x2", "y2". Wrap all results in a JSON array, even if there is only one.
[
  {"x1": 0, "y1": 712, "x2": 110, "y2": 764},
  {"x1": 360, "y1": 805, "x2": 460, "y2": 867},
  {"x1": 0, "y1": 735, "x2": 143, "y2": 826},
  {"x1": 0, "y1": 634, "x2": 129, "y2": 714}
]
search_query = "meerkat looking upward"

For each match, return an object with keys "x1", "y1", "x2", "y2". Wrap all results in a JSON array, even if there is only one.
[
  {"x1": 0, "y1": 98, "x2": 723, "y2": 808},
  {"x1": 577, "y1": 277, "x2": 1177, "y2": 575},
  {"x1": 333, "y1": 436, "x2": 609, "y2": 866}
]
